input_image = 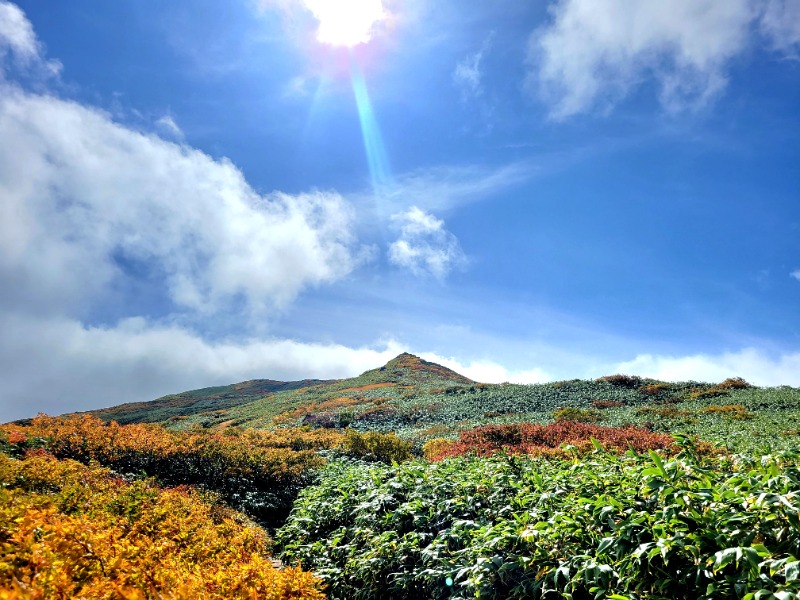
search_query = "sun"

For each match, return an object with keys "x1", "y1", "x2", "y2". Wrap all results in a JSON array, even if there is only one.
[{"x1": 303, "y1": 0, "x2": 386, "y2": 47}]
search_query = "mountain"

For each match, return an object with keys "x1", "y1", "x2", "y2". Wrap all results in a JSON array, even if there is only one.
[
  {"x1": 360, "y1": 352, "x2": 473, "y2": 385},
  {"x1": 87, "y1": 378, "x2": 334, "y2": 424}
]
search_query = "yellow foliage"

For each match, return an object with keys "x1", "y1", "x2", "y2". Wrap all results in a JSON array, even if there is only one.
[
  {"x1": 422, "y1": 438, "x2": 456, "y2": 461},
  {"x1": 0, "y1": 453, "x2": 325, "y2": 600}
]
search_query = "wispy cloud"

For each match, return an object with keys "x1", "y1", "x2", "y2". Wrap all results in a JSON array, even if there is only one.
[
  {"x1": 528, "y1": 0, "x2": 799, "y2": 120},
  {"x1": 388, "y1": 206, "x2": 466, "y2": 279},
  {"x1": 453, "y1": 33, "x2": 493, "y2": 100},
  {"x1": 155, "y1": 114, "x2": 184, "y2": 140},
  {"x1": 760, "y1": 0, "x2": 800, "y2": 55},
  {"x1": 791, "y1": 270, "x2": 800, "y2": 282},
  {"x1": 373, "y1": 160, "x2": 534, "y2": 217}
]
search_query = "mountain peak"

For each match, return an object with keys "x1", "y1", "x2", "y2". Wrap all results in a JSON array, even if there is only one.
[{"x1": 378, "y1": 353, "x2": 473, "y2": 384}]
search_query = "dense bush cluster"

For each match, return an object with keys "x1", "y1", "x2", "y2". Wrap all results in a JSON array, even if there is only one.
[
  {"x1": 2, "y1": 416, "x2": 413, "y2": 527},
  {"x1": 0, "y1": 452, "x2": 325, "y2": 599},
  {"x1": 425, "y1": 421, "x2": 676, "y2": 461},
  {"x1": 278, "y1": 446, "x2": 800, "y2": 599}
]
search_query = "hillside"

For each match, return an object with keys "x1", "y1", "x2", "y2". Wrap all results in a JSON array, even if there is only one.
[
  {"x1": 86, "y1": 353, "x2": 800, "y2": 454},
  {"x1": 86, "y1": 377, "x2": 334, "y2": 424}
]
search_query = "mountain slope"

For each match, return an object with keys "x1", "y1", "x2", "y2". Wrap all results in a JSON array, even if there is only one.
[{"x1": 87, "y1": 378, "x2": 334, "y2": 424}]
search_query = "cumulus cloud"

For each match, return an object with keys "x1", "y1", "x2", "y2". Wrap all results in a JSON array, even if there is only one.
[
  {"x1": 613, "y1": 348, "x2": 800, "y2": 386},
  {"x1": 388, "y1": 206, "x2": 466, "y2": 279},
  {"x1": 528, "y1": 0, "x2": 798, "y2": 119},
  {"x1": 0, "y1": 87, "x2": 362, "y2": 315},
  {"x1": 0, "y1": 3, "x2": 361, "y2": 318}
]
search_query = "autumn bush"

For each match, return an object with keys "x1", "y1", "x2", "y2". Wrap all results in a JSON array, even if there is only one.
[
  {"x1": 341, "y1": 429, "x2": 413, "y2": 463},
  {"x1": 0, "y1": 452, "x2": 325, "y2": 600},
  {"x1": 701, "y1": 404, "x2": 754, "y2": 420},
  {"x1": 596, "y1": 374, "x2": 642, "y2": 388},
  {"x1": 590, "y1": 399, "x2": 625, "y2": 409},
  {"x1": 3, "y1": 416, "x2": 327, "y2": 527},
  {"x1": 552, "y1": 406, "x2": 602, "y2": 423},
  {"x1": 427, "y1": 421, "x2": 676, "y2": 460}
]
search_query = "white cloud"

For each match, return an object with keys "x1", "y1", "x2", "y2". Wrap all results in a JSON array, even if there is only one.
[
  {"x1": 0, "y1": 0, "x2": 36, "y2": 59},
  {"x1": 613, "y1": 348, "x2": 800, "y2": 386},
  {"x1": 388, "y1": 206, "x2": 466, "y2": 278},
  {"x1": 529, "y1": 0, "x2": 759, "y2": 119},
  {"x1": 760, "y1": 0, "x2": 800, "y2": 55},
  {"x1": 0, "y1": 312, "x2": 405, "y2": 422},
  {"x1": 791, "y1": 270, "x2": 800, "y2": 281},
  {"x1": 0, "y1": 0, "x2": 59, "y2": 78},
  {"x1": 0, "y1": 86, "x2": 362, "y2": 315},
  {"x1": 422, "y1": 352, "x2": 551, "y2": 384}
]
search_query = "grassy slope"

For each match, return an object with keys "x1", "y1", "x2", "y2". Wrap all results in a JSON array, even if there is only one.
[{"x1": 84, "y1": 378, "x2": 334, "y2": 425}]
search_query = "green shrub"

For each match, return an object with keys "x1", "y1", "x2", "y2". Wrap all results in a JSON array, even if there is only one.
[{"x1": 552, "y1": 407, "x2": 602, "y2": 423}]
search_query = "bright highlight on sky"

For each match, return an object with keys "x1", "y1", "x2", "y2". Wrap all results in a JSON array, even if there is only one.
[
  {"x1": 0, "y1": 0, "x2": 799, "y2": 421},
  {"x1": 304, "y1": 0, "x2": 385, "y2": 47}
]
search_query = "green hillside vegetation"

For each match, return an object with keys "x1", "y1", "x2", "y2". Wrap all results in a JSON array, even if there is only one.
[
  {"x1": 5, "y1": 353, "x2": 800, "y2": 599},
  {"x1": 90, "y1": 353, "x2": 800, "y2": 455},
  {"x1": 83, "y1": 377, "x2": 334, "y2": 425}
]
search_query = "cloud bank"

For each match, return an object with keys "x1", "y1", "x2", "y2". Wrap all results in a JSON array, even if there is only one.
[{"x1": 613, "y1": 348, "x2": 800, "y2": 387}]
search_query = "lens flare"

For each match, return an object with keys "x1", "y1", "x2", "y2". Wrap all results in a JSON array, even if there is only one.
[
  {"x1": 350, "y1": 56, "x2": 391, "y2": 193},
  {"x1": 304, "y1": 0, "x2": 385, "y2": 47}
]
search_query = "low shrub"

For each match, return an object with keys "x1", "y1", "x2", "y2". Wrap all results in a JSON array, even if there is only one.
[
  {"x1": 341, "y1": 429, "x2": 413, "y2": 463},
  {"x1": 553, "y1": 407, "x2": 602, "y2": 423},
  {"x1": 428, "y1": 421, "x2": 675, "y2": 460},
  {"x1": 701, "y1": 404, "x2": 754, "y2": 420},
  {"x1": 639, "y1": 382, "x2": 672, "y2": 396},
  {"x1": 596, "y1": 374, "x2": 642, "y2": 388},
  {"x1": 590, "y1": 399, "x2": 625, "y2": 409}
]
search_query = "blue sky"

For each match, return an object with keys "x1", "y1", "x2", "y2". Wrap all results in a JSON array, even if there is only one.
[{"x1": 1, "y1": 0, "x2": 799, "y2": 421}]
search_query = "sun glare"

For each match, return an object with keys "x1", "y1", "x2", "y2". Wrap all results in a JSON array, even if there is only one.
[{"x1": 303, "y1": 0, "x2": 386, "y2": 47}]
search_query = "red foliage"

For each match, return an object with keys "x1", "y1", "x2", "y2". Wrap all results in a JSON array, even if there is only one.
[{"x1": 429, "y1": 421, "x2": 675, "y2": 460}]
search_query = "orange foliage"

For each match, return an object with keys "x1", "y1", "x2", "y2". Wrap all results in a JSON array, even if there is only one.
[
  {"x1": 427, "y1": 421, "x2": 676, "y2": 461},
  {"x1": 337, "y1": 383, "x2": 396, "y2": 393},
  {"x1": 1, "y1": 416, "x2": 330, "y2": 527},
  {"x1": 0, "y1": 452, "x2": 325, "y2": 600}
]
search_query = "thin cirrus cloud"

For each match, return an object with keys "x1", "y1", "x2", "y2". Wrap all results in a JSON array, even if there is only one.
[
  {"x1": 388, "y1": 206, "x2": 466, "y2": 279},
  {"x1": 528, "y1": 0, "x2": 800, "y2": 120}
]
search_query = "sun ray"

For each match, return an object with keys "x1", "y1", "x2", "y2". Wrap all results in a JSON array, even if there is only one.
[{"x1": 350, "y1": 54, "x2": 391, "y2": 194}]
